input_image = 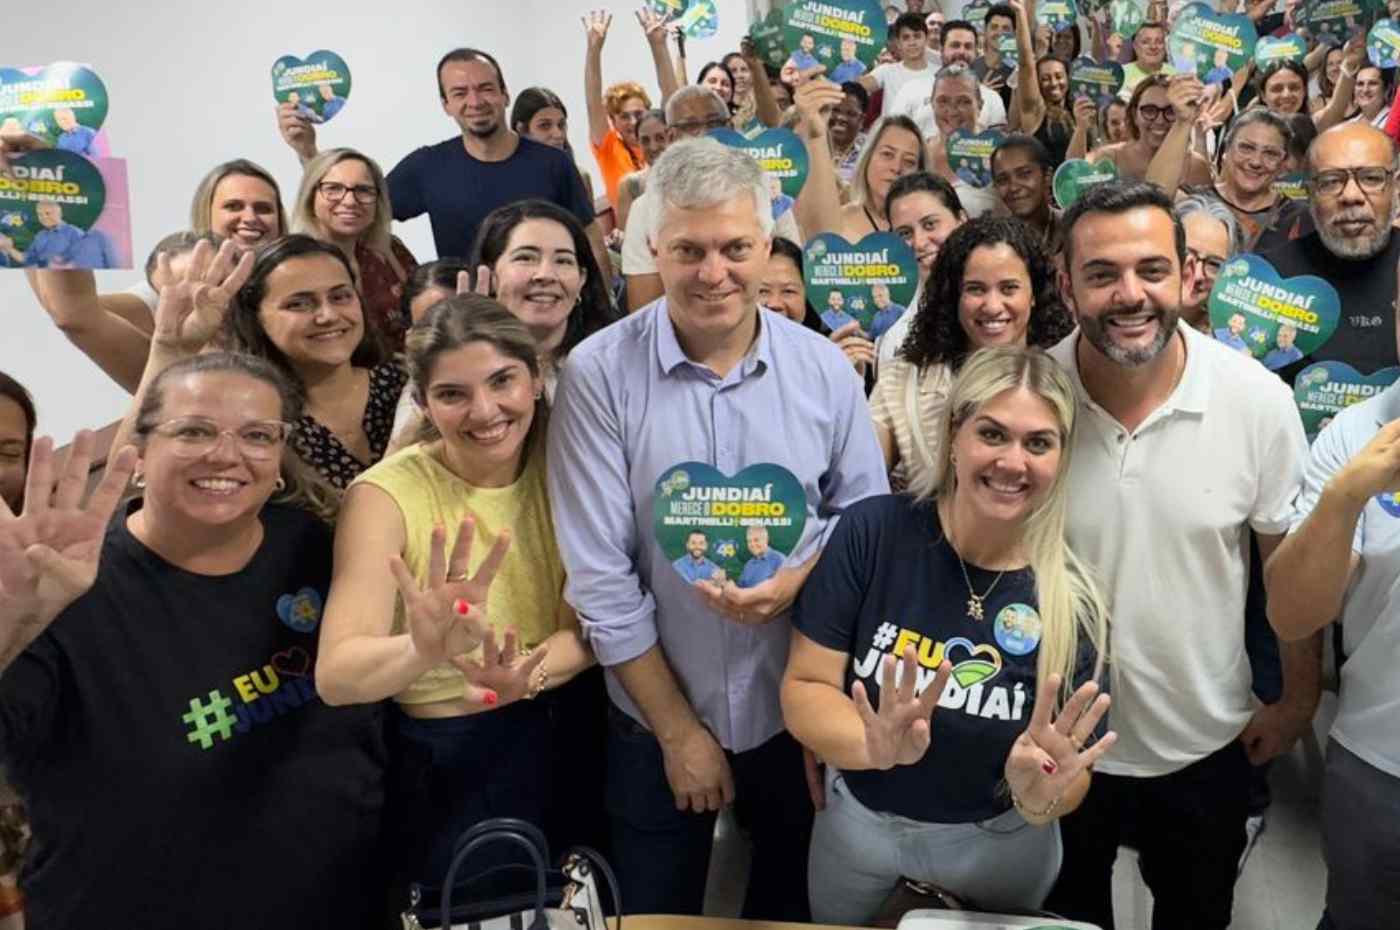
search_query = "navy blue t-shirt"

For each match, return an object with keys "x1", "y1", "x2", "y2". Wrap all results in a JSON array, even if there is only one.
[
  {"x1": 387, "y1": 134, "x2": 595, "y2": 260},
  {"x1": 793, "y1": 494, "x2": 1103, "y2": 824}
]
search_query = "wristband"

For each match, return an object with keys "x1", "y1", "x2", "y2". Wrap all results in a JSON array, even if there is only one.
[{"x1": 1011, "y1": 788, "x2": 1061, "y2": 819}]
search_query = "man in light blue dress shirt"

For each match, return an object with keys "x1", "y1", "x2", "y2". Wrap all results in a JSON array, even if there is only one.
[
  {"x1": 737, "y1": 525, "x2": 785, "y2": 588},
  {"x1": 672, "y1": 531, "x2": 724, "y2": 584},
  {"x1": 548, "y1": 138, "x2": 889, "y2": 920}
]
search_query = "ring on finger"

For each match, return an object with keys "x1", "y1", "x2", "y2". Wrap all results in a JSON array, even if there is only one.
[{"x1": 446, "y1": 572, "x2": 468, "y2": 583}]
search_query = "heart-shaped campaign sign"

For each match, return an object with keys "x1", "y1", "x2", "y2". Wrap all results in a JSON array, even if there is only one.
[
  {"x1": 654, "y1": 463, "x2": 808, "y2": 588},
  {"x1": 750, "y1": 8, "x2": 789, "y2": 68},
  {"x1": 1255, "y1": 34, "x2": 1309, "y2": 67},
  {"x1": 804, "y1": 232, "x2": 920, "y2": 339},
  {"x1": 652, "y1": 0, "x2": 719, "y2": 39},
  {"x1": 783, "y1": 0, "x2": 886, "y2": 75},
  {"x1": 1054, "y1": 159, "x2": 1119, "y2": 208},
  {"x1": 1272, "y1": 171, "x2": 1309, "y2": 202},
  {"x1": 1209, "y1": 254, "x2": 1340, "y2": 371},
  {"x1": 996, "y1": 33, "x2": 1021, "y2": 69},
  {"x1": 947, "y1": 129, "x2": 1003, "y2": 188},
  {"x1": 0, "y1": 63, "x2": 109, "y2": 157},
  {"x1": 1169, "y1": 9, "x2": 1258, "y2": 80},
  {"x1": 271, "y1": 51, "x2": 352, "y2": 124},
  {"x1": 1294, "y1": 362, "x2": 1400, "y2": 440},
  {"x1": 1368, "y1": 18, "x2": 1400, "y2": 67},
  {"x1": 710, "y1": 127, "x2": 809, "y2": 199},
  {"x1": 964, "y1": 0, "x2": 993, "y2": 31},
  {"x1": 1069, "y1": 57, "x2": 1126, "y2": 106},
  {"x1": 1108, "y1": 0, "x2": 1145, "y2": 41},
  {"x1": 1305, "y1": 0, "x2": 1384, "y2": 47},
  {"x1": 0, "y1": 150, "x2": 106, "y2": 265},
  {"x1": 1038, "y1": 0, "x2": 1078, "y2": 32}
]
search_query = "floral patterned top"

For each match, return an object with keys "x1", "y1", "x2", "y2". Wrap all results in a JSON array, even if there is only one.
[
  {"x1": 355, "y1": 238, "x2": 417, "y2": 353},
  {"x1": 291, "y1": 361, "x2": 409, "y2": 490}
]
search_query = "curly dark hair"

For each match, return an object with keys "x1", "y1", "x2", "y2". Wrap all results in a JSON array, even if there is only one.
[{"x1": 899, "y1": 216, "x2": 1072, "y2": 371}]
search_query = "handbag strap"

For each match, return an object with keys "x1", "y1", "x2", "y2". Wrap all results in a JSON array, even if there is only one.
[
  {"x1": 563, "y1": 845, "x2": 624, "y2": 930},
  {"x1": 453, "y1": 817, "x2": 551, "y2": 864},
  {"x1": 441, "y1": 829, "x2": 549, "y2": 930}
]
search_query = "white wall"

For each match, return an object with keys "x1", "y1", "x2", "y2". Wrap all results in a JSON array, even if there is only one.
[{"x1": 3, "y1": 0, "x2": 756, "y2": 443}]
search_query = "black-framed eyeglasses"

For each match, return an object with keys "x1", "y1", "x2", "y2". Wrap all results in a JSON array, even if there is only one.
[
  {"x1": 150, "y1": 417, "x2": 293, "y2": 461},
  {"x1": 676, "y1": 115, "x2": 730, "y2": 135},
  {"x1": 1137, "y1": 104, "x2": 1176, "y2": 123},
  {"x1": 316, "y1": 181, "x2": 379, "y2": 204},
  {"x1": 1309, "y1": 167, "x2": 1393, "y2": 198},
  {"x1": 1186, "y1": 247, "x2": 1225, "y2": 278}
]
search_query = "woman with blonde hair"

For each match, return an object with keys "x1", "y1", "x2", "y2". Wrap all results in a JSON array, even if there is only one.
[
  {"x1": 783, "y1": 345, "x2": 1113, "y2": 925},
  {"x1": 292, "y1": 147, "x2": 418, "y2": 351}
]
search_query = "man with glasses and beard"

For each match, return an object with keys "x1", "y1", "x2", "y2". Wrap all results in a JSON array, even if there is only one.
[
  {"x1": 1262, "y1": 123, "x2": 1400, "y2": 385},
  {"x1": 1042, "y1": 180, "x2": 1319, "y2": 929}
]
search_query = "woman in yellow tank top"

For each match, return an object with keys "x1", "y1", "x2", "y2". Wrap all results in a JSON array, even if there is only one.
[{"x1": 316, "y1": 295, "x2": 594, "y2": 902}]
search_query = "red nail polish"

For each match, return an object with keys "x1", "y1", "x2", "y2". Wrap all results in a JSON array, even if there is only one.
[
  {"x1": 483, "y1": 691, "x2": 498, "y2": 706},
  {"x1": 454, "y1": 599, "x2": 471, "y2": 616},
  {"x1": 1042, "y1": 759, "x2": 1058, "y2": 775}
]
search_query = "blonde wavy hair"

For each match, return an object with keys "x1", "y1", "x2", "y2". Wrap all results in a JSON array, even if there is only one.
[{"x1": 922, "y1": 346, "x2": 1110, "y2": 701}]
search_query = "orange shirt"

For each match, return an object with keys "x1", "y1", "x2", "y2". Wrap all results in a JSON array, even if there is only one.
[{"x1": 591, "y1": 127, "x2": 644, "y2": 207}]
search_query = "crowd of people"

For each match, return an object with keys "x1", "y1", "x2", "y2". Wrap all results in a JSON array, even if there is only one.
[{"x1": 3, "y1": 1, "x2": 1400, "y2": 928}]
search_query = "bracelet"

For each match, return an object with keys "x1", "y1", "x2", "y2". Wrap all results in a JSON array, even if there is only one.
[
  {"x1": 1011, "y1": 789, "x2": 1061, "y2": 820},
  {"x1": 525, "y1": 659, "x2": 549, "y2": 700}
]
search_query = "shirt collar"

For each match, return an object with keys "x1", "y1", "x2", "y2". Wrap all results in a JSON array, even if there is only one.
[
  {"x1": 655, "y1": 298, "x2": 772, "y2": 380},
  {"x1": 1056, "y1": 320, "x2": 1209, "y2": 415}
]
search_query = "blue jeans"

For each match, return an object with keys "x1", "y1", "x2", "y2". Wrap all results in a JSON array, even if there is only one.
[
  {"x1": 808, "y1": 771, "x2": 1061, "y2": 925},
  {"x1": 1320, "y1": 739, "x2": 1400, "y2": 930},
  {"x1": 605, "y1": 704, "x2": 812, "y2": 919}
]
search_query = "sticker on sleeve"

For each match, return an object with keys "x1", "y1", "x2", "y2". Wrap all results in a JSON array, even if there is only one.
[
  {"x1": 803, "y1": 232, "x2": 919, "y2": 339},
  {"x1": 1207, "y1": 255, "x2": 1340, "y2": 369},
  {"x1": 0, "y1": 62, "x2": 110, "y2": 156},
  {"x1": 993, "y1": 603, "x2": 1043, "y2": 656},
  {"x1": 271, "y1": 51, "x2": 352, "y2": 123},
  {"x1": 1293, "y1": 362, "x2": 1400, "y2": 441},
  {"x1": 782, "y1": 0, "x2": 886, "y2": 72},
  {"x1": 654, "y1": 463, "x2": 807, "y2": 588}
]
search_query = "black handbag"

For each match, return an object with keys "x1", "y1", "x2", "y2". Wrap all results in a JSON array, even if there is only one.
[{"x1": 401, "y1": 818, "x2": 621, "y2": 930}]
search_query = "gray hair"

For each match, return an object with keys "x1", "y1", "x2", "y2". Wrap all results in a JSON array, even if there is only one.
[
  {"x1": 1175, "y1": 193, "x2": 1246, "y2": 257},
  {"x1": 1220, "y1": 108, "x2": 1290, "y2": 155},
  {"x1": 664, "y1": 85, "x2": 729, "y2": 125},
  {"x1": 934, "y1": 62, "x2": 981, "y2": 95},
  {"x1": 647, "y1": 137, "x2": 775, "y2": 244}
]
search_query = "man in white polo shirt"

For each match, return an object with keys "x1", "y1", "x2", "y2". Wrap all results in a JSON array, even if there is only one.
[
  {"x1": 1041, "y1": 180, "x2": 1321, "y2": 929},
  {"x1": 1266, "y1": 257, "x2": 1400, "y2": 929}
]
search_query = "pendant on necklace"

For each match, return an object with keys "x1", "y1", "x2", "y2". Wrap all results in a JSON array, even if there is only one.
[{"x1": 967, "y1": 595, "x2": 984, "y2": 621}]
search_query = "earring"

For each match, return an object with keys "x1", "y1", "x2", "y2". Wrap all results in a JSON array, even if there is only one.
[
  {"x1": 274, "y1": 477, "x2": 287, "y2": 492},
  {"x1": 132, "y1": 472, "x2": 146, "y2": 490}
]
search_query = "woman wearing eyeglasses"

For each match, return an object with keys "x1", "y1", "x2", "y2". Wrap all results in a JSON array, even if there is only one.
[
  {"x1": 292, "y1": 148, "x2": 419, "y2": 352},
  {"x1": 1086, "y1": 75, "x2": 1211, "y2": 185},
  {"x1": 0, "y1": 246, "x2": 386, "y2": 928},
  {"x1": 1148, "y1": 94, "x2": 1304, "y2": 250}
]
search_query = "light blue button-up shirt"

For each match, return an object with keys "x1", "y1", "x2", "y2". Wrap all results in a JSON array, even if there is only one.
[{"x1": 547, "y1": 300, "x2": 890, "y2": 752}]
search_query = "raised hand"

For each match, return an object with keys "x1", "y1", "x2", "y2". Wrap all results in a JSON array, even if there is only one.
[
  {"x1": 829, "y1": 320, "x2": 876, "y2": 375},
  {"x1": 793, "y1": 73, "x2": 843, "y2": 140},
  {"x1": 1004, "y1": 673, "x2": 1117, "y2": 814},
  {"x1": 635, "y1": 4, "x2": 671, "y2": 43},
  {"x1": 0, "y1": 432, "x2": 137, "y2": 647},
  {"x1": 150, "y1": 238, "x2": 254, "y2": 355},
  {"x1": 1166, "y1": 73, "x2": 1206, "y2": 122},
  {"x1": 583, "y1": 9, "x2": 613, "y2": 49},
  {"x1": 389, "y1": 518, "x2": 510, "y2": 668},
  {"x1": 276, "y1": 100, "x2": 318, "y2": 162},
  {"x1": 461, "y1": 265, "x2": 493, "y2": 296},
  {"x1": 1333, "y1": 419, "x2": 1400, "y2": 504},
  {"x1": 450, "y1": 626, "x2": 549, "y2": 708},
  {"x1": 852, "y1": 646, "x2": 953, "y2": 770},
  {"x1": 1072, "y1": 96, "x2": 1097, "y2": 132}
]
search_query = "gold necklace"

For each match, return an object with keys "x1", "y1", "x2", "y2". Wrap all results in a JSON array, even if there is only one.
[{"x1": 954, "y1": 546, "x2": 1004, "y2": 621}]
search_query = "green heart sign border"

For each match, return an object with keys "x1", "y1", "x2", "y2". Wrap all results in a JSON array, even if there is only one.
[
  {"x1": 803, "y1": 231, "x2": 920, "y2": 339},
  {"x1": 709, "y1": 127, "x2": 810, "y2": 199},
  {"x1": 1255, "y1": 34, "x2": 1309, "y2": 67},
  {"x1": 653, "y1": 462, "x2": 808, "y2": 588},
  {"x1": 270, "y1": 50, "x2": 352, "y2": 123},
  {"x1": 1294, "y1": 361, "x2": 1400, "y2": 440},
  {"x1": 1037, "y1": 0, "x2": 1078, "y2": 32},
  {"x1": 964, "y1": 0, "x2": 993, "y2": 31},
  {"x1": 1054, "y1": 158, "x2": 1119, "y2": 209},
  {"x1": 0, "y1": 62, "x2": 110, "y2": 152},
  {"x1": 0, "y1": 149, "x2": 107, "y2": 255},
  {"x1": 1207, "y1": 254, "x2": 1341, "y2": 370},
  {"x1": 1168, "y1": 8, "x2": 1258, "y2": 81},
  {"x1": 782, "y1": 0, "x2": 887, "y2": 72},
  {"x1": 1068, "y1": 57, "x2": 1126, "y2": 106},
  {"x1": 1368, "y1": 18, "x2": 1400, "y2": 68},
  {"x1": 1304, "y1": 0, "x2": 1384, "y2": 48},
  {"x1": 947, "y1": 128, "x2": 1004, "y2": 189}
]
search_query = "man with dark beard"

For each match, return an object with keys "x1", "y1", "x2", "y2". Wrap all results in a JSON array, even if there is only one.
[
  {"x1": 1262, "y1": 123, "x2": 1400, "y2": 385},
  {"x1": 1042, "y1": 181, "x2": 1320, "y2": 929}
]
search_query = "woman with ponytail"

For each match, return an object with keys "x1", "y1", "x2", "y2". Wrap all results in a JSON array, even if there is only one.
[{"x1": 782, "y1": 345, "x2": 1113, "y2": 925}]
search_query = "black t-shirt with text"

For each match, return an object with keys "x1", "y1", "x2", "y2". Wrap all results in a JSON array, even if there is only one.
[
  {"x1": 0, "y1": 503, "x2": 387, "y2": 930},
  {"x1": 1262, "y1": 231, "x2": 1400, "y2": 387},
  {"x1": 793, "y1": 495, "x2": 1102, "y2": 824}
]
